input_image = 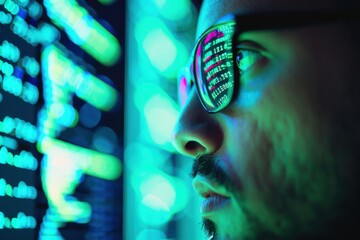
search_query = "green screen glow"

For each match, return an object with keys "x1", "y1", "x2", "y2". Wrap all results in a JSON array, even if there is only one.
[
  {"x1": 42, "y1": 45, "x2": 118, "y2": 111},
  {"x1": 98, "y1": 0, "x2": 116, "y2": 5},
  {"x1": 38, "y1": 40, "x2": 121, "y2": 235},
  {"x1": 37, "y1": 136, "x2": 122, "y2": 223},
  {"x1": 38, "y1": 136, "x2": 122, "y2": 180},
  {"x1": 44, "y1": 0, "x2": 121, "y2": 66}
]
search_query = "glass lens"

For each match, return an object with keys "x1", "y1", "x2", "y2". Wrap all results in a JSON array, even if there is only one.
[{"x1": 194, "y1": 21, "x2": 236, "y2": 112}]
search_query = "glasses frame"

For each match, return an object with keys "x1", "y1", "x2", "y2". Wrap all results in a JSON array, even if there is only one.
[{"x1": 182, "y1": 8, "x2": 360, "y2": 113}]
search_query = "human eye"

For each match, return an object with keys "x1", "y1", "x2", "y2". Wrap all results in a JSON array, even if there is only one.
[{"x1": 236, "y1": 48, "x2": 263, "y2": 74}]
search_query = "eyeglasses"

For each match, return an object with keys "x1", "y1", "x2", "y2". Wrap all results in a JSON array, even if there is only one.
[{"x1": 178, "y1": 9, "x2": 359, "y2": 113}]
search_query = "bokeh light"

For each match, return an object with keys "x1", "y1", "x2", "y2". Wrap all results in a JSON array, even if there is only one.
[
  {"x1": 135, "y1": 17, "x2": 189, "y2": 79},
  {"x1": 92, "y1": 126, "x2": 118, "y2": 154},
  {"x1": 143, "y1": 93, "x2": 179, "y2": 146},
  {"x1": 142, "y1": 28, "x2": 177, "y2": 72},
  {"x1": 43, "y1": 0, "x2": 121, "y2": 66},
  {"x1": 153, "y1": 0, "x2": 191, "y2": 21},
  {"x1": 98, "y1": 0, "x2": 117, "y2": 5},
  {"x1": 79, "y1": 103, "x2": 102, "y2": 128},
  {"x1": 136, "y1": 229, "x2": 167, "y2": 240},
  {"x1": 126, "y1": 0, "x2": 205, "y2": 239}
]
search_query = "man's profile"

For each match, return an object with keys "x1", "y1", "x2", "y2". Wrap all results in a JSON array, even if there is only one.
[{"x1": 171, "y1": 0, "x2": 360, "y2": 239}]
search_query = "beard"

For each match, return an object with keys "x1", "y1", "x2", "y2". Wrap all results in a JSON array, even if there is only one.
[
  {"x1": 191, "y1": 105, "x2": 360, "y2": 239},
  {"x1": 191, "y1": 154, "x2": 234, "y2": 189},
  {"x1": 192, "y1": 154, "x2": 233, "y2": 238}
]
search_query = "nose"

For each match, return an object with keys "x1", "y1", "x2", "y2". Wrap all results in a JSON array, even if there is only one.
[{"x1": 172, "y1": 89, "x2": 224, "y2": 157}]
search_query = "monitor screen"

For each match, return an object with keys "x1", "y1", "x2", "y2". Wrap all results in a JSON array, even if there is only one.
[{"x1": 0, "y1": 1, "x2": 124, "y2": 239}]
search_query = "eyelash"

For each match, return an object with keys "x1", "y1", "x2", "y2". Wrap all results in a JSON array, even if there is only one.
[{"x1": 236, "y1": 48, "x2": 262, "y2": 74}]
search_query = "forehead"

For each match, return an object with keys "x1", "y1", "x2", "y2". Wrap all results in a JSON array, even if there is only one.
[{"x1": 196, "y1": 0, "x2": 339, "y2": 38}]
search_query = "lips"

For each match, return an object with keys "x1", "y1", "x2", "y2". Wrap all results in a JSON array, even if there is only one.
[
  {"x1": 193, "y1": 175, "x2": 231, "y2": 216},
  {"x1": 201, "y1": 194, "x2": 230, "y2": 214}
]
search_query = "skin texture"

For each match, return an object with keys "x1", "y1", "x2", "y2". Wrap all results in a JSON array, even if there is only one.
[{"x1": 172, "y1": 0, "x2": 360, "y2": 239}]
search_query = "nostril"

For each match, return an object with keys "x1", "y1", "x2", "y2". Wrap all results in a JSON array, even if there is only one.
[
  {"x1": 185, "y1": 141, "x2": 197, "y2": 150},
  {"x1": 185, "y1": 140, "x2": 206, "y2": 154}
]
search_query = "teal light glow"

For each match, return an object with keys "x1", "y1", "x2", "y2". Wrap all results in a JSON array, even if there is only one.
[
  {"x1": 170, "y1": 176, "x2": 189, "y2": 214},
  {"x1": 138, "y1": 203, "x2": 172, "y2": 226},
  {"x1": 0, "y1": 11, "x2": 12, "y2": 24},
  {"x1": 130, "y1": 166, "x2": 189, "y2": 221},
  {"x1": 37, "y1": 22, "x2": 61, "y2": 45},
  {"x1": 125, "y1": 0, "x2": 205, "y2": 238},
  {"x1": 37, "y1": 136, "x2": 122, "y2": 223},
  {"x1": 39, "y1": 42, "x2": 121, "y2": 237},
  {"x1": 44, "y1": 0, "x2": 121, "y2": 66},
  {"x1": 0, "y1": 135, "x2": 18, "y2": 150},
  {"x1": 153, "y1": 0, "x2": 191, "y2": 21},
  {"x1": 0, "y1": 178, "x2": 37, "y2": 199},
  {"x1": 22, "y1": 82, "x2": 40, "y2": 104},
  {"x1": 0, "y1": 147, "x2": 38, "y2": 170},
  {"x1": 21, "y1": 56, "x2": 40, "y2": 78},
  {"x1": 0, "y1": 116, "x2": 38, "y2": 143},
  {"x1": 142, "y1": 28, "x2": 177, "y2": 72},
  {"x1": 2, "y1": 0, "x2": 20, "y2": 15},
  {"x1": 16, "y1": 0, "x2": 30, "y2": 8},
  {"x1": 0, "y1": 59, "x2": 14, "y2": 75},
  {"x1": 2, "y1": 75, "x2": 39, "y2": 104},
  {"x1": 136, "y1": 229, "x2": 166, "y2": 240},
  {"x1": 136, "y1": 172, "x2": 174, "y2": 226},
  {"x1": 28, "y1": 1, "x2": 43, "y2": 20},
  {"x1": 38, "y1": 136, "x2": 122, "y2": 181},
  {"x1": 135, "y1": 18, "x2": 189, "y2": 78},
  {"x1": 42, "y1": 45, "x2": 118, "y2": 111},
  {"x1": 0, "y1": 40, "x2": 20, "y2": 62},
  {"x1": 134, "y1": 171, "x2": 190, "y2": 226},
  {"x1": 143, "y1": 93, "x2": 179, "y2": 146},
  {"x1": 92, "y1": 127, "x2": 118, "y2": 154},
  {"x1": 0, "y1": 212, "x2": 37, "y2": 229},
  {"x1": 125, "y1": 143, "x2": 169, "y2": 171},
  {"x1": 140, "y1": 174, "x2": 176, "y2": 211},
  {"x1": 49, "y1": 102, "x2": 78, "y2": 128},
  {"x1": 79, "y1": 103, "x2": 101, "y2": 128},
  {"x1": 2, "y1": 75, "x2": 21, "y2": 96},
  {"x1": 133, "y1": 82, "x2": 179, "y2": 148}
]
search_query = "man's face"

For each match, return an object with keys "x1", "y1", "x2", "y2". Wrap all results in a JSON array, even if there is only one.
[{"x1": 172, "y1": 0, "x2": 359, "y2": 239}]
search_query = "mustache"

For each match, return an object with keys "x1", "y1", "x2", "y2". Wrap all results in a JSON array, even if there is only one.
[
  {"x1": 191, "y1": 154, "x2": 232, "y2": 188},
  {"x1": 192, "y1": 154, "x2": 233, "y2": 239}
]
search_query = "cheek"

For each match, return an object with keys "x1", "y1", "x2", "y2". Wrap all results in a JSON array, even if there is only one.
[
  {"x1": 228, "y1": 100, "x2": 343, "y2": 234},
  {"x1": 248, "y1": 88, "x2": 321, "y2": 195},
  {"x1": 221, "y1": 116, "x2": 275, "y2": 192}
]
